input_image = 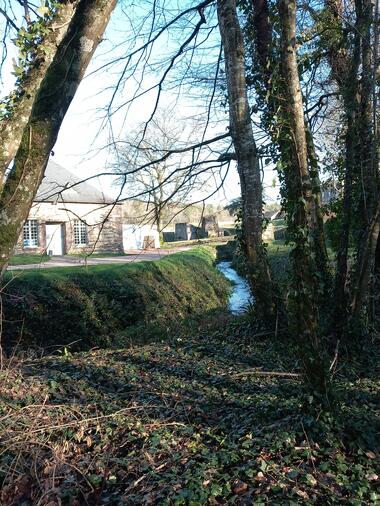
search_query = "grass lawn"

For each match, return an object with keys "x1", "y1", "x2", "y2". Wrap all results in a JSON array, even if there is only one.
[
  {"x1": 0, "y1": 313, "x2": 378, "y2": 504},
  {"x1": 9, "y1": 253, "x2": 51, "y2": 265},
  {"x1": 161, "y1": 237, "x2": 232, "y2": 249}
]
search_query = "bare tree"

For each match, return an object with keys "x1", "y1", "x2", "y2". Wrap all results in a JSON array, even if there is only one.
[{"x1": 114, "y1": 111, "x2": 208, "y2": 233}]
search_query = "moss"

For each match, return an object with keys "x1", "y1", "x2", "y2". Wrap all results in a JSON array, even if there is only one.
[{"x1": 2, "y1": 247, "x2": 231, "y2": 352}]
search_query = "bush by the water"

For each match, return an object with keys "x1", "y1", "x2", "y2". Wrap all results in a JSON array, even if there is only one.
[{"x1": 3, "y1": 248, "x2": 230, "y2": 352}]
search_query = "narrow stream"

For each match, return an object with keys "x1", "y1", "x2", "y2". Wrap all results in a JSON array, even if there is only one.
[{"x1": 217, "y1": 261, "x2": 253, "y2": 314}]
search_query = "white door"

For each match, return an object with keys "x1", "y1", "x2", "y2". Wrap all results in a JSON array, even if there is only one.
[{"x1": 46, "y1": 224, "x2": 64, "y2": 255}]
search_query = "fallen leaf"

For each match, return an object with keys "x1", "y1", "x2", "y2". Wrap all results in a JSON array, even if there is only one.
[
  {"x1": 306, "y1": 473, "x2": 317, "y2": 486},
  {"x1": 256, "y1": 471, "x2": 266, "y2": 482},
  {"x1": 232, "y1": 480, "x2": 248, "y2": 494},
  {"x1": 295, "y1": 488, "x2": 309, "y2": 500}
]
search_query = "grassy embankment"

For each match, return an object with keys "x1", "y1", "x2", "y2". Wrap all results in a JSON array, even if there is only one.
[
  {"x1": 2, "y1": 247, "x2": 230, "y2": 353},
  {"x1": 0, "y1": 243, "x2": 378, "y2": 504}
]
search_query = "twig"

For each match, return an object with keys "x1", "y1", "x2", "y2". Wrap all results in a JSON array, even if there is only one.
[
  {"x1": 1, "y1": 404, "x2": 165, "y2": 443},
  {"x1": 225, "y1": 369, "x2": 300, "y2": 379}
]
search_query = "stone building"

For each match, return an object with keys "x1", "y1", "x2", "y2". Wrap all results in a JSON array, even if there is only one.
[{"x1": 15, "y1": 161, "x2": 124, "y2": 255}]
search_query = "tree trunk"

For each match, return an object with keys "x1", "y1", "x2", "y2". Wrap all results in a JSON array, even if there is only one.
[
  {"x1": 357, "y1": 0, "x2": 376, "y2": 225},
  {"x1": 305, "y1": 124, "x2": 330, "y2": 291},
  {"x1": 324, "y1": 0, "x2": 361, "y2": 332},
  {"x1": 249, "y1": 0, "x2": 329, "y2": 290},
  {"x1": 351, "y1": 202, "x2": 380, "y2": 317},
  {"x1": 0, "y1": 0, "x2": 116, "y2": 276},
  {"x1": 0, "y1": 1, "x2": 78, "y2": 185},
  {"x1": 217, "y1": 0, "x2": 275, "y2": 323},
  {"x1": 350, "y1": 0, "x2": 379, "y2": 318},
  {"x1": 278, "y1": 0, "x2": 327, "y2": 393},
  {"x1": 327, "y1": 0, "x2": 378, "y2": 331}
]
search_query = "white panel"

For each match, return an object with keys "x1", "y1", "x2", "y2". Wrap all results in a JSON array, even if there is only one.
[{"x1": 123, "y1": 224, "x2": 160, "y2": 250}]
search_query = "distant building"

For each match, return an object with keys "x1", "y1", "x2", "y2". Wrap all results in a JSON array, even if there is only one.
[
  {"x1": 15, "y1": 161, "x2": 123, "y2": 255},
  {"x1": 15, "y1": 161, "x2": 160, "y2": 256}
]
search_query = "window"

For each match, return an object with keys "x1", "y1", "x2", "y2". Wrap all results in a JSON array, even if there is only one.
[
  {"x1": 74, "y1": 220, "x2": 87, "y2": 246},
  {"x1": 23, "y1": 220, "x2": 39, "y2": 247}
]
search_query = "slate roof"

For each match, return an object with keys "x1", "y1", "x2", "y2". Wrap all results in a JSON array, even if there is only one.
[{"x1": 35, "y1": 160, "x2": 114, "y2": 204}]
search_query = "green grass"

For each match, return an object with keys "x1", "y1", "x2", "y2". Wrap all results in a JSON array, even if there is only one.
[
  {"x1": 3, "y1": 247, "x2": 231, "y2": 352},
  {"x1": 266, "y1": 240, "x2": 292, "y2": 287},
  {"x1": 161, "y1": 237, "x2": 231, "y2": 249},
  {"x1": 0, "y1": 315, "x2": 378, "y2": 504},
  {"x1": 9, "y1": 253, "x2": 51, "y2": 265}
]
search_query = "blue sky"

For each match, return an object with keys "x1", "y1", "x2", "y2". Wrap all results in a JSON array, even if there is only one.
[{"x1": 1, "y1": 1, "x2": 280, "y2": 205}]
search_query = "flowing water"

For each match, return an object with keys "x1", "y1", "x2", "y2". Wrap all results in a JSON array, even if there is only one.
[{"x1": 217, "y1": 261, "x2": 253, "y2": 314}]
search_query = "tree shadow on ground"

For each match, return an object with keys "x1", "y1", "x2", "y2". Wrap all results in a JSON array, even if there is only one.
[{"x1": 0, "y1": 309, "x2": 378, "y2": 505}]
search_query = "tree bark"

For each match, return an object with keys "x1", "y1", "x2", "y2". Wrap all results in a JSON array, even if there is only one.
[
  {"x1": 249, "y1": 0, "x2": 329, "y2": 289},
  {"x1": 350, "y1": 0, "x2": 379, "y2": 318},
  {"x1": 326, "y1": 0, "x2": 378, "y2": 329},
  {"x1": 0, "y1": 0, "x2": 116, "y2": 275},
  {"x1": 217, "y1": 0, "x2": 275, "y2": 323},
  {"x1": 278, "y1": 0, "x2": 327, "y2": 392},
  {"x1": 305, "y1": 122, "x2": 330, "y2": 289},
  {"x1": 0, "y1": 1, "x2": 78, "y2": 185},
  {"x1": 351, "y1": 202, "x2": 380, "y2": 317},
  {"x1": 357, "y1": 0, "x2": 376, "y2": 224}
]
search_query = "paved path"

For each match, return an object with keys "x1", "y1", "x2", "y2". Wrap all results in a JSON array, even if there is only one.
[{"x1": 8, "y1": 247, "x2": 193, "y2": 270}]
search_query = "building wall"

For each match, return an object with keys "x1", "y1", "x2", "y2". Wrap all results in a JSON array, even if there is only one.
[
  {"x1": 123, "y1": 224, "x2": 160, "y2": 250},
  {"x1": 15, "y1": 201, "x2": 123, "y2": 254}
]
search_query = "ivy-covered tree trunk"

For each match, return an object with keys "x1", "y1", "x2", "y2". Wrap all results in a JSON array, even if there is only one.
[
  {"x1": 357, "y1": 0, "x2": 376, "y2": 223},
  {"x1": 350, "y1": 0, "x2": 379, "y2": 319},
  {"x1": 278, "y1": 0, "x2": 328, "y2": 394},
  {"x1": 0, "y1": 0, "x2": 78, "y2": 185},
  {"x1": 326, "y1": 0, "x2": 378, "y2": 330},
  {"x1": 217, "y1": 0, "x2": 275, "y2": 323},
  {"x1": 248, "y1": 0, "x2": 329, "y2": 291},
  {"x1": 351, "y1": 203, "x2": 380, "y2": 317},
  {"x1": 0, "y1": 0, "x2": 117, "y2": 276},
  {"x1": 304, "y1": 125, "x2": 330, "y2": 290}
]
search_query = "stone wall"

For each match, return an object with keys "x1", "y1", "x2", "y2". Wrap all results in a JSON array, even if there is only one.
[
  {"x1": 15, "y1": 201, "x2": 123, "y2": 255},
  {"x1": 174, "y1": 223, "x2": 191, "y2": 241}
]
